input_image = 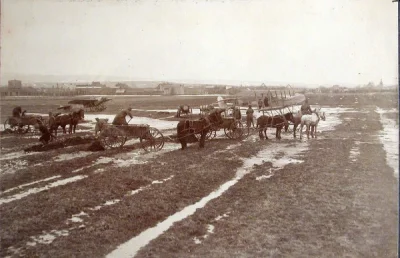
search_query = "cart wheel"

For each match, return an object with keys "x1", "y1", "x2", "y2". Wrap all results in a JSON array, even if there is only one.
[
  {"x1": 140, "y1": 127, "x2": 164, "y2": 152},
  {"x1": 224, "y1": 120, "x2": 244, "y2": 139},
  {"x1": 100, "y1": 128, "x2": 126, "y2": 148}
]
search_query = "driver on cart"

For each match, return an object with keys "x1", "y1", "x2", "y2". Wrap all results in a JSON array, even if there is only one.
[
  {"x1": 12, "y1": 106, "x2": 26, "y2": 118},
  {"x1": 112, "y1": 107, "x2": 133, "y2": 126},
  {"x1": 301, "y1": 99, "x2": 313, "y2": 115}
]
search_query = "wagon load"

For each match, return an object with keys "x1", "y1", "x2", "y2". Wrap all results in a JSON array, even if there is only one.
[{"x1": 63, "y1": 97, "x2": 112, "y2": 112}]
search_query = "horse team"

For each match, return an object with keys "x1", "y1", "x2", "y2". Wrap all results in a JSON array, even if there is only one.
[{"x1": 177, "y1": 107, "x2": 326, "y2": 150}]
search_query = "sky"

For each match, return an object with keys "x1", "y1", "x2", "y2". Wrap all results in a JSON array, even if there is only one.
[{"x1": 1, "y1": 0, "x2": 398, "y2": 86}]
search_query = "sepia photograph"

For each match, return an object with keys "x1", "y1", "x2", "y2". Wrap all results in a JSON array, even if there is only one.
[{"x1": 0, "y1": 0, "x2": 398, "y2": 257}]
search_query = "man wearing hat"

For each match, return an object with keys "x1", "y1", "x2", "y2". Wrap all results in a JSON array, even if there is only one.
[
  {"x1": 112, "y1": 107, "x2": 133, "y2": 126},
  {"x1": 301, "y1": 99, "x2": 312, "y2": 115}
]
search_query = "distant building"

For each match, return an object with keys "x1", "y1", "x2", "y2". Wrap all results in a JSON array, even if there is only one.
[
  {"x1": 8, "y1": 80, "x2": 22, "y2": 89},
  {"x1": 158, "y1": 83, "x2": 185, "y2": 95}
]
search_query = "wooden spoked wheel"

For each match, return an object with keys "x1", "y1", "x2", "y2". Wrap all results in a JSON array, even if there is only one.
[
  {"x1": 224, "y1": 120, "x2": 244, "y2": 139},
  {"x1": 100, "y1": 128, "x2": 127, "y2": 148},
  {"x1": 140, "y1": 127, "x2": 165, "y2": 152}
]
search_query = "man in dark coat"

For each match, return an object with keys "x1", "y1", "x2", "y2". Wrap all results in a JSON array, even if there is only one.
[
  {"x1": 12, "y1": 106, "x2": 23, "y2": 117},
  {"x1": 232, "y1": 106, "x2": 242, "y2": 121},
  {"x1": 301, "y1": 99, "x2": 313, "y2": 115},
  {"x1": 246, "y1": 105, "x2": 254, "y2": 131},
  {"x1": 112, "y1": 108, "x2": 133, "y2": 125},
  {"x1": 37, "y1": 119, "x2": 56, "y2": 145}
]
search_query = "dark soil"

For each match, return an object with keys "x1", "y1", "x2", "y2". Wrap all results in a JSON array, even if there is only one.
[{"x1": 0, "y1": 92, "x2": 397, "y2": 258}]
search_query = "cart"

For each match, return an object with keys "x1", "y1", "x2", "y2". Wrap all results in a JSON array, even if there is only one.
[{"x1": 99, "y1": 124, "x2": 165, "y2": 152}]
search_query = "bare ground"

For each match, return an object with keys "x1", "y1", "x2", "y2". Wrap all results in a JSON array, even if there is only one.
[{"x1": 0, "y1": 93, "x2": 398, "y2": 258}]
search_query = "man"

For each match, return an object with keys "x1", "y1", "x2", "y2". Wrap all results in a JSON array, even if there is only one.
[
  {"x1": 301, "y1": 99, "x2": 313, "y2": 115},
  {"x1": 246, "y1": 105, "x2": 254, "y2": 131},
  {"x1": 258, "y1": 99, "x2": 263, "y2": 110},
  {"x1": 263, "y1": 96, "x2": 269, "y2": 107},
  {"x1": 12, "y1": 106, "x2": 23, "y2": 117},
  {"x1": 37, "y1": 119, "x2": 56, "y2": 145},
  {"x1": 112, "y1": 107, "x2": 133, "y2": 126},
  {"x1": 232, "y1": 106, "x2": 242, "y2": 121}
]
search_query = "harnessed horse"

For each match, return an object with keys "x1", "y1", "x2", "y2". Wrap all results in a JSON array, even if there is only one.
[
  {"x1": 177, "y1": 109, "x2": 225, "y2": 150},
  {"x1": 299, "y1": 108, "x2": 325, "y2": 139},
  {"x1": 257, "y1": 112, "x2": 295, "y2": 140},
  {"x1": 52, "y1": 109, "x2": 84, "y2": 135}
]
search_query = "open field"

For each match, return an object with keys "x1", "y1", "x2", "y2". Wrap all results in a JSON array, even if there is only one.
[{"x1": 0, "y1": 92, "x2": 398, "y2": 257}]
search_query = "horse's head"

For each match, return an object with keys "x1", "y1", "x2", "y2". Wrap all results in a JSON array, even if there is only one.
[
  {"x1": 73, "y1": 109, "x2": 85, "y2": 120},
  {"x1": 314, "y1": 108, "x2": 325, "y2": 121},
  {"x1": 208, "y1": 108, "x2": 225, "y2": 126},
  {"x1": 285, "y1": 112, "x2": 295, "y2": 123}
]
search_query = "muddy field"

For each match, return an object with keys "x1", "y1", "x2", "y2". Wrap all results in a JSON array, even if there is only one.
[{"x1": 0, "y1": 92, "x2": 398, "y2": 257}]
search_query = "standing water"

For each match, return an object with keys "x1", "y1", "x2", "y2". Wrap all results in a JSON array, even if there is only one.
[
  {"x1": 106, "y1": 141, "x2": 308, "y2": 258},
  {"x1": 375, "y1": 108, "x2": 399, "y2": 178}
]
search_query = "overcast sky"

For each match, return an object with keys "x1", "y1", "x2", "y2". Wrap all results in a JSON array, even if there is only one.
[{"x1": 1, "y1": 0, "x2": 398, "y2": 86}]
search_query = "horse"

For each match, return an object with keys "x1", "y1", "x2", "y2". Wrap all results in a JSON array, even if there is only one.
[
  {"x1": 94, "y1": 118, "x2": 109, "y2": 136},
  {"x1": 177, "y1": 108, "x2": 225, "y2": 150},
  {"x1": 70, "y1": 109, "x2": 85, "y2": 134},
  {"x1": 52, "y1": 109, "x2": 84, "y2": 135},
  {"x1": 257, "y1": 112, "x2": 295, "y2": 140},
  {"x1": 176, "y1": 105, "x2": 193, "y2": 118},
  {"x1": 284, "y1": 110, "x2": 303, "y2": 138},
  {"x1": 299, "y1": 108, "x2": 326, "y2": 139}
]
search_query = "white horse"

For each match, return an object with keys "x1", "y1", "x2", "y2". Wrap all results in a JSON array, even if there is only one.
[{"x1": 299, "y1": 108, "x2": 326, "y2": 139}]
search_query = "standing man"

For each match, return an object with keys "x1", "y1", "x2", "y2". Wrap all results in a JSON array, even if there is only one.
[
  {"x1": 301, "y1": 99, "x2": 313, "y2": 115},
  {"x1": 232, "y1": 106, "x2": 242, "y2": 121},
  {"x1": 112, "y1": 107, "x2": 133, "y2": 126},
  {"x1": 263, "y1": 96, "x2": 269, "y2": 108},
  {"x1": 246, "y1": 105, "x2": 254, "y2": 132},
  {"x1": 258, "y1": 99, "x2": 263, "y2": 110}
]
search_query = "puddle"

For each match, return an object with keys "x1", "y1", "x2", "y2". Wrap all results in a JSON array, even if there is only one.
[
  {"x1": 1, "y1": 175, "x2": 61, "y2": 194},
  {"x1": 376, "y1": 108, "x2": 399, "y2": 178},
  {"x1": 27, "y1": 229, "x2": 70, "y2": 245},
  {"x1": 0, "y1": 151, "x2": 38, "y2": 161},
  {"x1": 0, "y1": 160, "x2": 28, "y2": 175},
  {"x1": 106, "y1": 142, "x2": 309, "y2": 258},
  {"x1": 0, "y1": 175, "x2": 88, "y2": 205},
  {"x1": 53, "y1": 151, "x2": 92, "y2": 162},
  {"x1": 349, "y1": 145, "x2": 360, "y2": 162}
]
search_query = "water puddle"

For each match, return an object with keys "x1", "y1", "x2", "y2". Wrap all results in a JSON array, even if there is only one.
[
  {"x1": 27, "y1": 229, "x2": 70, "y2": 246},
  {"x1": 0, "y1": 160, "x2": 28, "y2": 176},
  {"x1": 1, "y1": 175, "x2": 62, "y2": 195},
  {"x1": 0, "y1": 175, "x2": 88, "y2": 205},
  {"x1": 0, "y1": 151, "x2": 38, "y2": 161},
  {"x1": 375, "y1": 108, "x2": 399, "y2": 178},
  {"x1": 106, "y1": 142, "x2": 309, "y2": 258},
  {"x1": 53, "y1": 151, "x2": 92, "y2": 162},
  {"x1": 349, "y1": 141, "x2": 360, "y2": 162}
]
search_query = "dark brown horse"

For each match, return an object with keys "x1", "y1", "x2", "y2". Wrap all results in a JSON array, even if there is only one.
[
  {"x1": 177, "y1": 108, "x2": 225, "y2": 150},
  {"x1": 257, "y1": 112, "x2": 295, "y2": 140},
  {"x1": 51, "y1": 109, "x2": 84, "y2": 135}
]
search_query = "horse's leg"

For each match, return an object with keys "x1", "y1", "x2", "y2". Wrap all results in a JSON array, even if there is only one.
[
  {"x1": 306, "y1": 125, "x2": 310, "y2": 139},
  {"x1": 293, "y1": 123, "x2": 298, "y2": 138},
  {"x1": 199, "y1": 131, "x2": 206, "y2": 148},
  {"x1": 314, "y1": 125, "x2": 318, "y2": 138},
  {"x1": 310, "y1": 125, "x2": 314, "y2": 138},
  {"x1": 299, "y1": 123, "x2": 303, "y2": 139},
  {"x1": 265, "y1": 128, "x2": 268, "y2": 140}
]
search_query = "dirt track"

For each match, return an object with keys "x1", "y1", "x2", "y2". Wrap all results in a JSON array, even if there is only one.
[{"x1": 0, "y1": 93, "x2": 398, "y2": 257}]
